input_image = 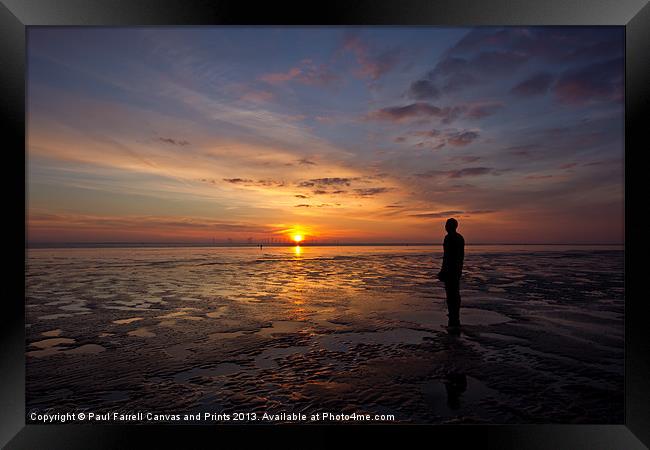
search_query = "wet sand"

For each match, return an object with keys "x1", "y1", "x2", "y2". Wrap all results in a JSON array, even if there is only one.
[{"x1": 26, "y1": 245, "x2": 623, "y2": 423}]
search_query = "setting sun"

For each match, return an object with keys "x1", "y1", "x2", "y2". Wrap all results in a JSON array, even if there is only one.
[{"x1": 292, "y1": 234, "x2": 303, "y2": 244}]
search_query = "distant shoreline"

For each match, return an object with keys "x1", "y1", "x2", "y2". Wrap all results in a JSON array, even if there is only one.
[{"x1": 26, "y1": 242, "x2": 625, "y2": 250}]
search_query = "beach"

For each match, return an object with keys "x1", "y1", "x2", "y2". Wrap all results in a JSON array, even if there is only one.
[{"x1": 26, "y1": 245, "x2": 624, "y2": 423}]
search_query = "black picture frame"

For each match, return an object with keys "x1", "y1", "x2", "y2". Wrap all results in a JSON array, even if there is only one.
[{"x1": 2, "y1": 0, "x2": 648, "y2": 448}]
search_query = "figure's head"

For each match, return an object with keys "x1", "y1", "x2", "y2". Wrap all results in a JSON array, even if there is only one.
[{"x1": 445, "y1": 218, "x2": 459, "y2": 233}]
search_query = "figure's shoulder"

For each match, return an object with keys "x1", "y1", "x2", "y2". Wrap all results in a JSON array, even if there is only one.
[{"x1": 457, "y1": 233, "x2": 465, "y2": 243}]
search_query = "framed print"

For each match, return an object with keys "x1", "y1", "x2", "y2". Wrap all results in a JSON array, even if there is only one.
[{"x1": 1, "y1": 0, "x2": 649, "y2": 448}]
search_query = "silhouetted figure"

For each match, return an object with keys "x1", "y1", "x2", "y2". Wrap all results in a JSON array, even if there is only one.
[{"x1": 437, "y1": 218, "x2": 465, "y2": 328}]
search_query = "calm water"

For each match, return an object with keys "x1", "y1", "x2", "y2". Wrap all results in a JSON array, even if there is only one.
[{"x1": 26, "y1": 245, "x2": 624, "y2": 423}]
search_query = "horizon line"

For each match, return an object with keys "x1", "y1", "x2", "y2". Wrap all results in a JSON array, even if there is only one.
[{"x1": 26, "y1": 241, "x2": 625, "y2": 249}]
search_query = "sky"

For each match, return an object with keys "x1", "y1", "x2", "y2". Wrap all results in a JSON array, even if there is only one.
[{"x1": 27, "y1": 27, "x2": 624, "y2": 244}]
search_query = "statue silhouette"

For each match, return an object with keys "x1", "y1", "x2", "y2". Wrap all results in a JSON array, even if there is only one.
[{"x1": 437, "y1": 218, "x2": 465, "y2": 329}]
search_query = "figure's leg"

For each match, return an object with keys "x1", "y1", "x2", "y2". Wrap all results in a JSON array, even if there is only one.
[
  {"x1": 453, "y1": 281, "x2": 461, "y2": 326},
  {"x1": 444, "y1": 280, "x2": 459, "y2": 326},
  {"x1": 446, "y1": 279, "x2": 461, "y2": 327}
]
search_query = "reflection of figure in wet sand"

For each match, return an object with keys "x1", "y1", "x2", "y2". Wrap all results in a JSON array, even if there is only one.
[
  {"x1": 440, "y1": 327, "x2": 468, "y2": 410},
  {"x1": 437, "y1": 218, "x2": 465, "y2": 330},
  {"x1": 444, "y1": 372, "x2": 467, "y2": 410}
]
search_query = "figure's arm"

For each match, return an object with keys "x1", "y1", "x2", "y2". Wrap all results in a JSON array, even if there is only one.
[
  {"x1": 438, "y1": 237, "x2": 449, "y2": 280},
  {"x1": 441, "y1": 237, "x2": 449, "y2": 272},
  {"x1": 457, "y1": 238, "x2": 465, "y2": 276}
]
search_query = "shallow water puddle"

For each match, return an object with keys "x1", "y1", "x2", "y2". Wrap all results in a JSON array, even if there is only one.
[
  {"x1": 393, "y1": 307, "x2": 510, "y2": 329},
  {"x1": 128, "y1": 327, "x2": 156, "y2": 337},
  {"x1": 478, "y1": 332, "x2": 528, "y2": 343},
  {"x1": 41, "y1": 329, "x2": 63, "y2": 337},
  {"x1": 254, "y1": 346, "x2": 310, "y2": 369},
  {"x1": 318, "y1": 328, "x2": 433, "y2": 352},
  {"x1": 66, "y1": 344, "x2": 106, "y2": 355},
  {"x1": 256, "y1": 320, "x2": 305, "y2": 337},
  {"x1": 174, "y1": 362, "x2": 243, "y2": 382},
  {"x1": 113, "y1": 317, "x2": 143, "y2": 325},
  {"x1": 30, "y1": 338, "x2": 75, "y2": 348}
]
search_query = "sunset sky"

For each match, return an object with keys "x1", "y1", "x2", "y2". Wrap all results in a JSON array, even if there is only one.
[{"x1": 27, "y1": 27, "x2": 624, "y2": 244}]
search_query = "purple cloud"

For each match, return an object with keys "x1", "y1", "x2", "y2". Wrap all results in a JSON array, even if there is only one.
[
  {"x1": 367, "y1": 102, "x2": 464, "y2": 124},
  {"x1": 342, "y1": 35, "x2": 401, "y2": 80},
  {"x1": 464, "y1": 102, "x2": 504, "y2": 119},
  {"x1": 553, "y1": 58, "x2": 623, "y2": 105},
  {"x1": 408, "y1": 79, "x2": 440, "y2": 100},
  {"x1": 417, "y1": 166, "x2": 501, "y2": 179},
  {"x1": 511, "y1": 72, "x2": 555, "y2": 96},
  {"x1": 446, "y1": 130, "x2": 480, "y2": 147},
  {"x1": 260, "y1": 59, "x2": 340, "y2": 87}
]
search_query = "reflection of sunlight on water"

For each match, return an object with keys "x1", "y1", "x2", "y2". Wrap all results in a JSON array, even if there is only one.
[{"x1": 294, "y1": 245, "x2": 302, "y2": 256}]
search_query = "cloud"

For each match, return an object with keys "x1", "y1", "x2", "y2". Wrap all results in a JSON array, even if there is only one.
[
  {"x1": 240, "y1": 89, "x2": 274, "y2": 103},
  {"x1": 447, "y1": 27, "x2": 622, "y2": 65},
  {"x1": 448, "y1": 167, "x2": 494, "y2": 178},
  {"x1": 400, "y1": 128, "x2": 479, "y2": 149},
  {"x1": 411, "y1": 50, "x2": 529, "y2": 95},
  {"x1": 297, "y1": 177, "x2": 356, "y2": 188},
  {"x1": 506, "y1": 144, "x2": 540, "y2": 157},
  {"x1": 467, "y1": 209, "x2": 497, "y2": 214},
  {"x1": 416, "y1": 166, "x2": 502, "y2": 179},
  {"x1": 464, "y1": 102, "x2": 503, "y2": 119},
  {"x1": 446, "y1": 130, "x2": 480, "y2": 147},
  {"x1": 367, "y1": 102, "x2": 464, "y2": 124},
  {"x1": 260, "y1": 67, "x2": 302, "y2": 84},
  {"x1": 410, "y1": 210, "x2": 464, "y2": 218},
  {"x1": 526, "y1": 174, "x2": 554, "y2": 180},
  {"x1": 511, "y1": 72, "x2": 554, "y2": 96},
  {"x1": 354, "y1": 187, "x2": 392, "y2": 197},
  {"x1": 408, "y1": 79, "x2": 440, "y2": 100},
  {"x1": 370, "y1": 100, "x2": 501, "y2": 125},
  {"x1": 223, "y1": 178, "x2": 253, "y2": 184},
  {"x1": 342, "y1": 35, "x2": 401, "y2": 80},
  {"x1": 405, "y1": 27, "x2": 623, "y2": 106},
  {"x1": 222, "y1": 178, "x2": 286, "y2": 187},
  {"x1": 412, "y1": 129, "x2": 442, "y2": 138},
  {"x1": 297, "y1": 158, "x2": 317, "y2": 165},
  {"x1": 260, "y1": 59, "x2": 340, "y2": 86},
  {"x1": 410, "y1": 209, "x2": 496, "y2": 219},
  {"x1": 449, "y1": 155, "x2": 481, "y2": 163},
  {"x1": 158, "y1": 137, "x2": 190, "y2": 146},
  {"x1": 553, "y1": 58, "x2": 623, "y2": 105},
  {"x1": 29, "y1": 211, "x2": 277, "y2": 236}
]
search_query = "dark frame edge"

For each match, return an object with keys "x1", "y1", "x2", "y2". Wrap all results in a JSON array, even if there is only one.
[
  {"x1": 625, "y1": 1, "x2": 650, "y2": 447},
  {"x1": 1, "y1": 0, "x2": 649, "y2": 448},
  {"x1": 0, "y1": 0, "x2": 27, "y2": 448}
]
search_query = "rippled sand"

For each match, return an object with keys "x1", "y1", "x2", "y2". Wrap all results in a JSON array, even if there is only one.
[{"x1": 26, "y1": 245, "x2": 624, "y2": 423}]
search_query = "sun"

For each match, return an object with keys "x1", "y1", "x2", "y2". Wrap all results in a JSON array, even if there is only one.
[{"x1": 292, "y1": 234, "x2": 303, "y2": 244}]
